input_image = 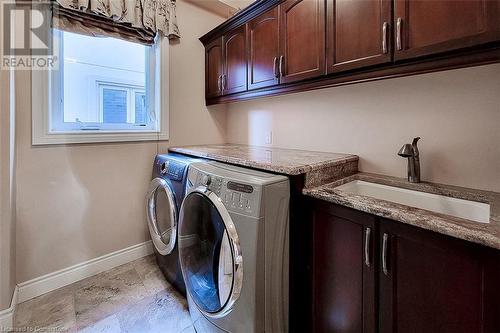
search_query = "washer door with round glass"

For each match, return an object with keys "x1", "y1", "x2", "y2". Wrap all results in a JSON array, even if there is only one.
[
  {"x1": 146, "y1": 177, "x2": 178, "y2": 255},
  {"x1": 178, "y1": 187, "x2": 243, "y2": 318}
]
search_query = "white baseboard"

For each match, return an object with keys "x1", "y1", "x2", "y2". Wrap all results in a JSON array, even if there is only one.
[
  {"x1": 17, "y1": 241, "x2": 153, "y2": 303},
  {"x1": 0, "y1": 286, "x2": 18, "y2": 330}
]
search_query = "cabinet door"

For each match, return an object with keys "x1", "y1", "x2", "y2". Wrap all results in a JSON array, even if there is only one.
[
  {"x1": 222, "y1": 26, "x2": 247, "y2": 95},
  {"x1": 326, "y1": 0, "x2": 392, "y2": 73},
  {"x1": 279, "y1": 0, "x2": 326, "y2": 84},
  {"x1": 394, "y1": 0, "x2": 500, "y2": 60},
  {"x1": 313, "y1": 202, "x2": 376, "y2": 333},
  {"x1": 205, "y1": 38, "x2": 223, "y2": 98},
  {"x1": 247, "y1": 7, "x2": 280, "y2": 90},
  {"x1": 378, "y1": 219, "x2": 483, "y2": 333}
]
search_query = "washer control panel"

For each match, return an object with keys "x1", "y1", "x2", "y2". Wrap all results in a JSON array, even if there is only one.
[
  {"x1": 218, "y1": 180, "x2": 255, "y2": 213},
  {"x1": 187, "y1": 167, "x2": 261, "y2": 217}
]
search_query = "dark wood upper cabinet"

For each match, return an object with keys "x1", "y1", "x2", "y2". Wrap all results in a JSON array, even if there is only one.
[
  {"x1": 222, "y1": 25, "x2": 248, "y2": 95},
  {"x1": 279, "y1": 0, "x2": 326, "y2": 83},
  {"x1": 201, "y1": 0, "x2": 500, "y2": 104},
  {"x1": 204, "y1": 26, "x2": 247, "y2": 98},
  {"x1": 247, "y1": 7, "x2": 280, "y2": 90},
  {"x1": 313, "y1": 202, "x2": 376, "y2": 333},
  {"x1": 205, "y1": 38, "x2": 223, "y2": 98},
  {"x1": 394, "y1": 0, "x2": 500, "y2": 60},
  {"x1": 327, "y1": 0, "x2": 392, "y2": 73}
]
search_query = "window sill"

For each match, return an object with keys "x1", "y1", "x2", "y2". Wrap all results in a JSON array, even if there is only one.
[{"x1": 32, "y1": 131, "x2": 169, "y2": 145}]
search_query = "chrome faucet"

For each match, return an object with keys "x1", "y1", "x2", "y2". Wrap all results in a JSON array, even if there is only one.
[{"x1": 398, "y1": 137, "x2": 421, "y2": 183}]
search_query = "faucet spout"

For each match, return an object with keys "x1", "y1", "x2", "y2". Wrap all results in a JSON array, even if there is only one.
[
  {"x1": 398, "y1": 137, "x2": 421, "y2": 183},
  {"x1": 412, "y1": 137, "x2": 421, "y2": 153}
]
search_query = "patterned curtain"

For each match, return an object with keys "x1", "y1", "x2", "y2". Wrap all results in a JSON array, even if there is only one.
[{"x1": 53, "y1": 0, "x2": 180, "y2": 45}]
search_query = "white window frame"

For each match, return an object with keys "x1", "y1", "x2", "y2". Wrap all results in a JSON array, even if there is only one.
[{"x1": 32, "y1": 28, "x2": 169, "y2": 145}]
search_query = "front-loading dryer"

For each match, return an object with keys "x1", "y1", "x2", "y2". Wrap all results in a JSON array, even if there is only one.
[
  {"x1": 178, "y1": 161, "x2": 290, "y2": 332},
  {"x1": 146, "y1": 153, "x2": 201, "y2": 295}
]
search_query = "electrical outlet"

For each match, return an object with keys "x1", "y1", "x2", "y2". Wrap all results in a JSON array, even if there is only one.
[{"x1": 265, "y1": 131, "x2": 272, "y2": 144}]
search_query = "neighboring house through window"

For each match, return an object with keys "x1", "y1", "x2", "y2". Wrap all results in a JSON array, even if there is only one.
[{"x1": 99, "y1": 83, "x2": 145, "y2": 125}]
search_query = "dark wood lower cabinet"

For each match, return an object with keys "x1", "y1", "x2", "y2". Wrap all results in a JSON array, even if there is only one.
[
  {"x1": 482, "y1": 247, "x2": 500, "y2": 332},
  {"x1": 379, "y1": 218, "x2": 484, "y2": 333},
  {"x1": 312, "y1": 201, "x2": 500, "y2": 333},
  {"x1": 312, "y1": 202, "x2": 376, "y2": 333}
]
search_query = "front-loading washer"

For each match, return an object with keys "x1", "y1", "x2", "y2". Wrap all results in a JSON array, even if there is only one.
[
  {"x1": 145, "y1": 153, "x2": 202, "y2": 295},
  {"x1": 178, "y1": 161, "x2": 290, "y2": 332}
]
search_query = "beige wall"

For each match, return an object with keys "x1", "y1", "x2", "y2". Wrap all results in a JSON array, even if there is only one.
[
  {"x1": 164, "y1": 0, "x2": 227, "y2": 149},
  {"x1": 15, "y1": 1, "x2": 226, "y2": 283},
  {"x1": 226, "y1": 64, "x2": 500, "y2": 192},
  {"x1": 0, "y1": 66, "x2": 16, "y2": 310},
  {"x1": 0, "y1": 0, "x2": 17, "y2": 308}
]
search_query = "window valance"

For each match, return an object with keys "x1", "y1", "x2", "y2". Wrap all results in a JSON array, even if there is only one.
[{"x1": 52, "y1": 0, "x2": 180, "y2": 45}]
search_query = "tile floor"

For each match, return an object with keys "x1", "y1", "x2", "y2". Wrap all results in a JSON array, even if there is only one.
[{"x1": 13, "y1": 255, "x2": 194, "y2": 333}]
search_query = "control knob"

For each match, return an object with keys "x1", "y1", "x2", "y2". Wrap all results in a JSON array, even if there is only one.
[
  {"x1": 201, "y1": 174, "x2": 212, "y2": 186},
  {"x1": 160, "y1": 161, "x2": 169, "y2": 175}
]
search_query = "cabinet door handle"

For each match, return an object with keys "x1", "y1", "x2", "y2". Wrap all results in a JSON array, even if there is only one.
[
  {"x1": 217, "y1": 75, "x2": 222, "y2": 91},
  {"x1": 279, "y1": 55, "x2": 284, "y2": 78},
  {"x1": 396, "y1": 17, "x2": 403, "y2": 51},
  {"x1": 222, "y1": 74, "x2": 226, "y2": 90},
  {"x1": 382, "y1": 22, "x2": 388, "y2": 54},
  {"x1": 273, "y1": 56, "x2": 278, "y2": 78},
  {"x1": 364, "y1": 227, "x2": 372, "y2": 267},
  {"x1": 382, "y1": 233, "x2": 389, "y2": 275}
]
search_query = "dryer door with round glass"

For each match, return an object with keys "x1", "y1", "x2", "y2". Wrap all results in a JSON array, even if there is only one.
[
  {"x1": 146, "y1": 177, "x2": 178, "y2": 255},
  {"x1": 178, "y1": 187, "x2": 243, "y2": 318}
]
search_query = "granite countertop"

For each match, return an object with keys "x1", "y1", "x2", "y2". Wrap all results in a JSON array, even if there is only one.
[
  {"x1": 169, "y1": 144, "x2": 359, "y2": 176},
  {"x1": 303, "y1": 173, "x2": 500, "y2": 250},
  {"x1": 170, "y1": 144, "x2": 500, "y2": 249}
]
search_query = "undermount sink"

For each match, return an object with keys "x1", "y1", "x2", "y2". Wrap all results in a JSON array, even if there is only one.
[{"x1": 336, "y1": 180, "x2": 490, "y2": 223}]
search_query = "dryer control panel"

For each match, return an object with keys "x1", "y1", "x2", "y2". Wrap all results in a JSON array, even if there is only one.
[{"x1": 160, "y1": 160, "x2": 186, "y2": 181}]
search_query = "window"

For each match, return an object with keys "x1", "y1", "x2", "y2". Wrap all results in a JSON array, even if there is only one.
[{"x1": 32, "y1": 29, "x2": 169, "y2": 145}]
